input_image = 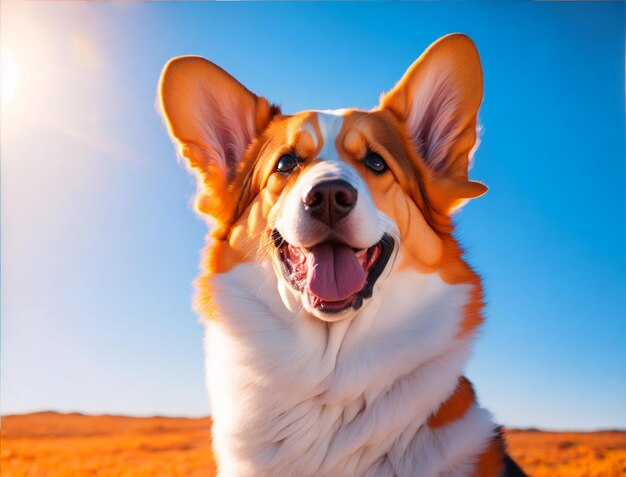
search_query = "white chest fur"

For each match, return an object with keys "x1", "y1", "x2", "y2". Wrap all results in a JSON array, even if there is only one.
[{"x1": 203, "y1": 261, "x2": 497, "y2": 477}]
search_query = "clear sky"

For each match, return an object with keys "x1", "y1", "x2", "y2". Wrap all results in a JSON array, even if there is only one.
[{"x1": 1, "y1": 2, "x2": 624, "y2": 431}]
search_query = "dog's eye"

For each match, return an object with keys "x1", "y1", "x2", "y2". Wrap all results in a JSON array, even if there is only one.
[
  {"x1": 276, "y1": 154, "x2": 298, "y2": 173},
  {"x1": 364, "y1": 153, "x2": 388, "y2": 174}
]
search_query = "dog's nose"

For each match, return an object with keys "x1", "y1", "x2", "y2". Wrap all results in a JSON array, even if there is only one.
[{"x1": 302, "y1": 179, "x2": 357, "y2": 226}]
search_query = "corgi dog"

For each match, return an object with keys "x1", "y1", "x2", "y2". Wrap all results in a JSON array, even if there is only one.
[{"x1": 159, "y1": 34, "x2": 526, "y2": 477}]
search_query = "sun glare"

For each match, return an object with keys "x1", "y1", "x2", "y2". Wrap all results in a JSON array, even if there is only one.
[{"x1": 1, "y1": 48, "x2": 21, "y2": 111}]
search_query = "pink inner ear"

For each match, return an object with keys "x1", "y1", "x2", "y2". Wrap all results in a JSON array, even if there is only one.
[
  {"x1": 407, "y1": 72, "x2": 461, "y2": 174},
  {"x1": 199, "y1": 98, "x2": 257, "y2": 183},
  {"x1": 215, "y1": 123, "x2": 241, "y2": 178}
]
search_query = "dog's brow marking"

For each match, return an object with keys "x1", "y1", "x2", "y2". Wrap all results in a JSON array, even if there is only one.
[
  {"x1": 299, "y1": 120, "x2": 319, "y2": 152},
  {"x1": 319, "y1": 108, "x2": 350, "y2": 116},
  {"x1": 315, "y1": 111, "x2": 345, "y2": 162}
]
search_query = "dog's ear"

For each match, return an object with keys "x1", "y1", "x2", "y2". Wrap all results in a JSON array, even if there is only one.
[
  {"x1": 159, "y1": 56, "x2": 278, "y2": 217},
  {"x1": 379, "y1": 34, "x2": 488, "y2": 213}
]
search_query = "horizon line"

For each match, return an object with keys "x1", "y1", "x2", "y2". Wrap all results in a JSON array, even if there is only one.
[{"x1": 3, "y1": 409, "x2": 625, "y2": 434}]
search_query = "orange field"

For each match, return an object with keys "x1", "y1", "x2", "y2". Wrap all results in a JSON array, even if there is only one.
[
  {"x1": 506, "y1": 429, "x2": 626, "y2": 477},
  {"x1": 1, "y1": 412, "x2": 625, "y2": 476}
]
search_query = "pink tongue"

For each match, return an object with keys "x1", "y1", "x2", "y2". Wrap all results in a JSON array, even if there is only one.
[{"x1": 307, "y1": 242, "x2": 366, "y2": 301}]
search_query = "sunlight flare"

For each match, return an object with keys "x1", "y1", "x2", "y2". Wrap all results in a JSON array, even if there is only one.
[{"x1": 1, "y1": 48, "x2": 21, "y2": 111}]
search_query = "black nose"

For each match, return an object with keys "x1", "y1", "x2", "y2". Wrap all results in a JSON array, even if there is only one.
[{"x1": 302, "y1": 179, "x2": 357, "y2": 226}]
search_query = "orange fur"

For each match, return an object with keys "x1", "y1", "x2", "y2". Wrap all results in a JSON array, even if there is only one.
[
  {"x1": 471, "y1": 435, "x2": 507, "y2": 477},
  {"x1": 428, "y1": 377, "x2": 476, "y2": 429}
]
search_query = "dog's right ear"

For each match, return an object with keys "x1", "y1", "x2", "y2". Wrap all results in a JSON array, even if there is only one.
[{"x1": 159, "y1": 56, "x2": 278, "y2": 218}]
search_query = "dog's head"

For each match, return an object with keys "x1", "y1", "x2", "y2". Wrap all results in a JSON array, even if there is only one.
[{"x1": 159, "y1": 34, "x2": 486, "y2": 322}]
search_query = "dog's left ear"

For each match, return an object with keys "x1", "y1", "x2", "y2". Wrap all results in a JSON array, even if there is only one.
[{"x1": 379, "y1": 33, "x2": 488, "y2": 213}]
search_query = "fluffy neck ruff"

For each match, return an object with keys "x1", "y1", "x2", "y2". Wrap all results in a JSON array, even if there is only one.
[{"x1": 201, "y1": 259, "x2": 497, "y2": 477}]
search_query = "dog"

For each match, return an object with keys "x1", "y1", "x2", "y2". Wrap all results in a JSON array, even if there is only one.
[{"x1": 159, "y1": 33, "x2": 527, "y2": 477}]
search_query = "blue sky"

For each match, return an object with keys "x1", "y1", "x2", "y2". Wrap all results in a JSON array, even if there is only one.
[{"x1": 1, "y1": 2, "x2": 624, "y2": 431}]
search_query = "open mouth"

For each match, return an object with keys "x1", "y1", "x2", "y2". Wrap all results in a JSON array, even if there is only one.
[{"x1": 272, "y1": 230, "x2": 395, "y2": 314}]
